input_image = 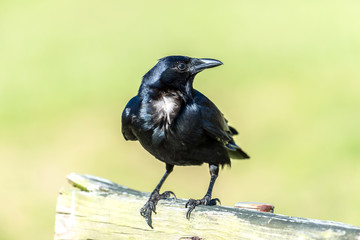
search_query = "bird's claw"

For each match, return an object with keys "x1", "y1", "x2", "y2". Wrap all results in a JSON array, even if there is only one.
[
  {"x1": 185, "y1": 195, "x2": 221, "y2": 220},
  {"x1": 140, "y1": 200, "x2": 156, "y2": 228},
  {"x1": 210, "y1": 198, "x2": 221, "y2": 205},
  {"x1": 140, "y1": 190, "x2": 176, "y2": 228},
  {"x1": 161, "y1": 190, "x2": 177, "y2": 200}
]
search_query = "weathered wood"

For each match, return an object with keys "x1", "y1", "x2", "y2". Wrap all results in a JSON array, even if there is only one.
[{"x1": 55, "y1": 173, "x2": 360, "y2": 240}]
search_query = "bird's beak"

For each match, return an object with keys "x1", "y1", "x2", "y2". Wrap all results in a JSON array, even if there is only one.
[{"x1": 191, "y1": 58, "x2": 223, "y2": 74}]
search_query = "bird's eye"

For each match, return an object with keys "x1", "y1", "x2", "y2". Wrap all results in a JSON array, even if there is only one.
[{"x1": 177, "y1": 63, "x2": 187, "y2": 71}]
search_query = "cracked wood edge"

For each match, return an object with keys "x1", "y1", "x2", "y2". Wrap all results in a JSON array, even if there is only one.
[{"x1": 54, "y1": 173, "x2": 360, "y2": 240}]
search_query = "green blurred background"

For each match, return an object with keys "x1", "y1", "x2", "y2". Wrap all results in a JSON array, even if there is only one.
[{"x1": 1, "y1": 0, "x2": 360, "y2": 239}]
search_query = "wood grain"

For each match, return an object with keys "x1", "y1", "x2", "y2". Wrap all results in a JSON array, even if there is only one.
[{"x1": 54, "y1": 173, "x2": 360, "y2": 240}]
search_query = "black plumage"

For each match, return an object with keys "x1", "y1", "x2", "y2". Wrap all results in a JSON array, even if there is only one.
[{"x1": 121, "y1": 55, "x2": 249, "y2": 228}]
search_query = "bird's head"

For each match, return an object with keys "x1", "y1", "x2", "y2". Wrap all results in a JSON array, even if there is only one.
[{"x1": 140, "y1": 55, "x2": 223, "y2": 95}]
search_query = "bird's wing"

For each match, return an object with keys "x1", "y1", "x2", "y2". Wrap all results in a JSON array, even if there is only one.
[
  {"x1": 121, "y1": 96, "x2": 140, "y2": 141},
  {"x1": 194, "y1": 90, "x2": 249, "y2": 159},
  {"x1": 194, "y1": 91, "x2": 233, "y2": 142}
]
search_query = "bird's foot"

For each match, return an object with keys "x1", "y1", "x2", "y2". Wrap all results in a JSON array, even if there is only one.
[
  {"x1": 140, "y1": 189, "x2": 176, "y2": 228},
  {"x1": 185, "y1": 195, "x2": 220, "y2": 220}
]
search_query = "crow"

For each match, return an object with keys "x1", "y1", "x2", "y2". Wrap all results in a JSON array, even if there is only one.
[{"x1": 121, "y1": 55, "x2": 249, "y2": 228}]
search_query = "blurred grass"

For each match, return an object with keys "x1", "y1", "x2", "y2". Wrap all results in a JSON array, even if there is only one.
[{"x1": 1, "y1": 0, "x2": 360, "y2": 239}]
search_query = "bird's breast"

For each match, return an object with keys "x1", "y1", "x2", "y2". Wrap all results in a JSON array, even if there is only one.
[{"x1": 151, "y1": 92, "x2": 183, "y2": 128}]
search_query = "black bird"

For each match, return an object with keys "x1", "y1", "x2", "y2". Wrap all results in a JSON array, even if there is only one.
[{"x1": 121, "y1": 56, "x2": 249, "y2": 228}]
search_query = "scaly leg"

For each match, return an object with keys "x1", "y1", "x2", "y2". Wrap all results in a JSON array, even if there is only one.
[
  {"x1": 185, "y1": 164, "x2": 220, "y2": 219},
  {"x1": 140, "y1": 164, "x2": 175, "y2": 228}
]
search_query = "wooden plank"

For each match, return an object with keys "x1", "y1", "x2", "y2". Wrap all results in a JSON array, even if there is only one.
[{"x1": 54, "y1": 173, "x2": 360, "y2": 240}]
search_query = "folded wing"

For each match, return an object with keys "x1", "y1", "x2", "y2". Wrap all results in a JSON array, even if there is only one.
[{"x1": 194, "y1": 90, "x2": 249, "y2": 160}]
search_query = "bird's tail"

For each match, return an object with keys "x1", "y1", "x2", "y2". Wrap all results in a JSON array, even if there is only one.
[{"x1": 226, "y1": 141, "x2": 250, "y2": 159}]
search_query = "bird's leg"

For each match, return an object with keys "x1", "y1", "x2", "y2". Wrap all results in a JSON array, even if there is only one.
[
  {"x1": 140, "y1": 164, "x2": 175, "y2": 228},
  {"x1": 185, "y1": 164, "x2": 220, "y2": 220}
]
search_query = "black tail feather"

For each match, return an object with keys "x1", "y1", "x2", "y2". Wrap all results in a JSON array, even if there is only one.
[
  {"x1": 228, "y1": 148, "x2": 250, "y2": 159},
  {"x1": 226, "y1": 141, "x2": 250, "y2": 159}
]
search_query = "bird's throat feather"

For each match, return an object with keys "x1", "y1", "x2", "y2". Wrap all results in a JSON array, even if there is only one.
[{"x1": 153, "y1": 93, "x2": 182, "y2": 128}]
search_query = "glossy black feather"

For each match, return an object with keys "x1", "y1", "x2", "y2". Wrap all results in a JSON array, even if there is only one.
[{"x1": 121, "y1": 56, "x2": 249, "y2": 167}]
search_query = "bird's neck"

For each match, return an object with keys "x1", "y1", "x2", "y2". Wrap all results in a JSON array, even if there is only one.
[{"x1": 138, "y1": 80, "x2": 194, "y2": 102}]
